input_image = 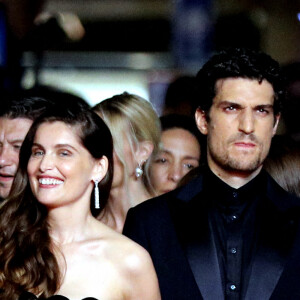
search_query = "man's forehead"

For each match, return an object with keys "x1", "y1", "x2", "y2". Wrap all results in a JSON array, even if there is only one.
[
  {"x1": 213, "y1": 78, "x2": 275, "y2": 102},
  {"x1": 0, "y1": 116, "x2": 32, "y2": 123},
  {"x1": 0, "y1": 117, "x2": 33, "y2": 139}
]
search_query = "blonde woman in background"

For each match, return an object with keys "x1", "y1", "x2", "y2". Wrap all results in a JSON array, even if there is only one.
[{"x1": 93, "y1": 92, "x2": 161, "y2": 232}]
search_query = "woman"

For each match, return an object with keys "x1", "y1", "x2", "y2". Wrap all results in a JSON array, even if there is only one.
[
  {"x1": 0, "y1": 103, "x2": 160, "y2": 299},
  {"x1": 93, "y1": 92, "x2": 161, "y2": 233},
  {"x1": 264, "y1": 135, "x2": 300, "y2": 197},
  {"x1": 149, "y1": 114, "x2": 205, "y2": 195}
]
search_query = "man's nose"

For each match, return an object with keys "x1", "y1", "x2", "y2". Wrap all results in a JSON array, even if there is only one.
[
  {"x1": 0, "y1": 145, "x2": 13, "y2": 167},
  {"x1": 238, "y1": 110, "x2": 255, "y2": 134}
]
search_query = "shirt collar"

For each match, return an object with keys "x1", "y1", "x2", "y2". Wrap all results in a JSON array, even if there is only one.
[{"x1": 203, "y1": 167, "x2": 267, "y2": 208}]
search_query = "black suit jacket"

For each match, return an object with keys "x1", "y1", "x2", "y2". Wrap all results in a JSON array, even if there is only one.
[{"x1": 123, "y1": 171, "x2": 300, "y2": 300}]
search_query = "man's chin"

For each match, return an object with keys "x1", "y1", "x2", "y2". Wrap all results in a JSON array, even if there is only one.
[
  {"x1": 210, "y1": 151, "x2": 264, "y2": 175},
  {"x1": 225, "y1": 160, "x2": 262, "y2": 174}
]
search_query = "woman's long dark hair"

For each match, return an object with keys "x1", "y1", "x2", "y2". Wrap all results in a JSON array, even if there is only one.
[{"x1": 0, "y1": 103, "x2": 113, "y2": 298}]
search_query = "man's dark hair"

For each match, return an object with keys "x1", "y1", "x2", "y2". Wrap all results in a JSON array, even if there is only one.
[
  {"x1": 0, "y1": 93, "x2": 54, "y2": 120},
  {"x1": 195, "y1": 47, "x2": 285, "y2": 115}
]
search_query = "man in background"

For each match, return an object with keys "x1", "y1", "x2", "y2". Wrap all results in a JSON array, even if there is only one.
[{"x1": 0, "y1": 94, "x2": 53, "y2": 200}]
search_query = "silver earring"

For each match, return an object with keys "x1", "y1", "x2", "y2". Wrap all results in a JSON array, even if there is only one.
[
  {"x1": 135, "y1": 163, "x2": 143, "y2": 178},
  {"x1": 94, "y1": 180, "x2": 100, "y2": 209}
]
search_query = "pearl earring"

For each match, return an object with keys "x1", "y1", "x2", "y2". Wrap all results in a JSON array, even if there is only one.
[{"x1": 135, "y1": 162, "x2": 143, "y2": 178}]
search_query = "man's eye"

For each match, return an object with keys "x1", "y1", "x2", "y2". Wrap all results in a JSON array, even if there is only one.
[
  {"x1": 258, "y1": 108, "x2": 268, "y2": 114},
  {"x1": 13, "y1": 145, "x2": 21, "y2": 150},
  {"x1": 225, "y1": 106, "x2": 236, "y2": 111}
]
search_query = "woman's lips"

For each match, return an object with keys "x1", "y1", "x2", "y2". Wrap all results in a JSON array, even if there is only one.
[{"x1": 38, "y1": 176, "x2": 64, "y2": 188}]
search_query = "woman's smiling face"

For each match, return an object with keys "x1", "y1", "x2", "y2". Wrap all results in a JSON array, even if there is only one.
[{"x1": 27, "y1": 121, "x2": 97, "y2": 209}]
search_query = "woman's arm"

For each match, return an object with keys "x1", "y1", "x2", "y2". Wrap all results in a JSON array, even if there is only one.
[{"x1": 124, "y1": 244, "x2": 161, "y2": 300}]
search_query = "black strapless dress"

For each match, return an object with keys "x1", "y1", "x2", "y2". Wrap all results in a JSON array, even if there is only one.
[{"x1": 19, "y1": 292, "x2": 98, "y2": 300}]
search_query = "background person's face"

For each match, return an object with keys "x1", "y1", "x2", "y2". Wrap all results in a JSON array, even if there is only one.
[
  {"x1": 196, "y1": 78, "x2": 279, "y2": 177},
  {"x1": 111, "y1": 134, "x2": 136, "y2": 189},
  {"x1": 0, "y1": 117, "x2": 33, "y2": 199},
  {"x1": 150, "y1": 128, "x2": 200, "y2": 195}
]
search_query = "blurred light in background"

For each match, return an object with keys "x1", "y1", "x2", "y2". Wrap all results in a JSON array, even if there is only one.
[
  {"x1": 22, "y1": 68, "x2": 149, "y2": 106},
  {"x1": 21, "y1": 51, "x2": 174, "y2": 110}
]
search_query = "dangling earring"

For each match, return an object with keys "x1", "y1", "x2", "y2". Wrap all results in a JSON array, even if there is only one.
[
  {"x1": 135, "y1": 162, "x2": 143, "y2": 178},
  {"x1": 93, "y1": 179, "x2": 100, "y2": 209}
]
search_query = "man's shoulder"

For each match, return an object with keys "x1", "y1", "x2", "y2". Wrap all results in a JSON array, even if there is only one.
[
  {"x1": 130, "y1": 189, "x2": 176, "y2": 217},
  {"x1": 132, "y1": 172, "x2": 205, "y2": 214}
]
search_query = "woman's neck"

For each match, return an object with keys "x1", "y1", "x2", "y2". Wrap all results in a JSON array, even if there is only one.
[
  {"x1": 98, "y1": 179, "x2": 152, "y2": 233},
  {"x1": 48, "y1": 205, "x2": 96, "y2": 245}
]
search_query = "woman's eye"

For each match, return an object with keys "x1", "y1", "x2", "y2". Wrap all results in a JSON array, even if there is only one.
[
  {"x1": 155, "y1": 158, "x2": 167, "y2": 164},
  {"x1": 32, "y1": 150, "x2": 44, "y2": 157},
  {"x1": 184, "y1": 163, "x2": 194, "y2": 169},
  {"x1": 59, "y1": 150, "x2": 71, "y2": 157}
]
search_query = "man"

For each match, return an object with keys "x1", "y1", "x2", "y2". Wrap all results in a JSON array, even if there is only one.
[
  {"x1": 0, "y1": 95, "x2": 53, "y2": 200},
  {"x1": 123, "y1": 48, "x2": 300, "y2": 300}
]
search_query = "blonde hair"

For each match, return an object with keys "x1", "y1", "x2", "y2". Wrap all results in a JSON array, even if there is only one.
[{"x1": 93, "y1": 92, "x2": 161, "y2": 195}]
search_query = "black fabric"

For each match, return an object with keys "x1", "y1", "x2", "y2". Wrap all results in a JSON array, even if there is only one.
[
  {"x1": 203, "y1": 169, "x2": 266, "y2": 299},
  {"x1": 123, "y1": 169, "x2": 300, "y2": 300},
  {"x1": 19, "y1": 292, "x2": 98, "y2": 300}
]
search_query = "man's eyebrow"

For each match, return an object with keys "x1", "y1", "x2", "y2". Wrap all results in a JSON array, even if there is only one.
[
  {"x1": 255, "y1": 104, "x2": 274, "y2": 109},
  {"x1": 217, "y1": 101, "x2": 243, "y2": 107},
  {"x1": 217, "y1": 101, "x2": 274, "y2": 110},
  {"x1": 8, "y1": 139, "x2": 24, "y2": 144}
]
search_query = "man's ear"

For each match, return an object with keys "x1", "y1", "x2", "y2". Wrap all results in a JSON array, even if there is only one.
[
  {"x1": 135, "y1": 141, "x2": 154, "y2": 164},
  {"x1": 92, "y1": 156, "x2": 109, "y2": 182},
  {"x1": 195, "y1": 108, "x2": 209, "y2": 135},
  {"x1": 272, "y1": 113, "x2": 281, "y2": 136}
]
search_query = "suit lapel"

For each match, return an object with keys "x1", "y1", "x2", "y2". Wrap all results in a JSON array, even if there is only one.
[
  {"x1": 185, "y1": 217, "x2": 224, "y2": 300},
  {"x1": 171, "y1": 174, "x2": 224, "y2": 300},
  {"x1": 244, "y1": 243, "x2": 285, "y2": 300},
  {"x1": 244, "y1": 175, "x2": 299, "y2": 299}
]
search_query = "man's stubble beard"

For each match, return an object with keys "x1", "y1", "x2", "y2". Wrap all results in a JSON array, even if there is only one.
[{"x1": 207, "y1": 134, "x2": 266, "y2": 174}]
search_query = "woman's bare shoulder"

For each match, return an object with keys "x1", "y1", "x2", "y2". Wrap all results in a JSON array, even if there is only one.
[
  {"x1": 86, "y1": 222, "x2": 160, "y2": 299},
  {"x1": 99, "y1": 223, "x2": 153, "y2": 272}
]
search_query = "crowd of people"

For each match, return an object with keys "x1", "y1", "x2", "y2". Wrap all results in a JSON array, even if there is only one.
[{"x1": 0, "y1": 46, "x2": 299, "y2": 300}]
